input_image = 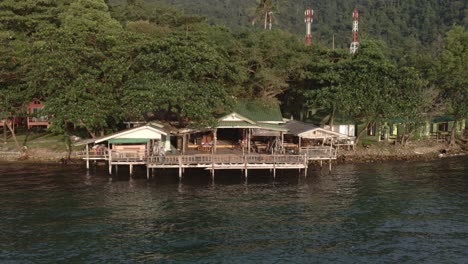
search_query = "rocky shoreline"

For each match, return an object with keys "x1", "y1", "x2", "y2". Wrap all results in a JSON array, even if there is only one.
[
  {"x1": 336, "y1": 141, "x2": 467, "y2": 163},
  {"x1": 0, "y1": 141, "x2": 466, "y2": 165}
]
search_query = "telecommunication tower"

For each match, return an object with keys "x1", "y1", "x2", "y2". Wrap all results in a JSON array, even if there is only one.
[
  {"x1": 350, "y1": 8, "x2": 359, "y2": 54},
  {"x1": 305, "y1": 8, "x2": 313, "y2": 46}
]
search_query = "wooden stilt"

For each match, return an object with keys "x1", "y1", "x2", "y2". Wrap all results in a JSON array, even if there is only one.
[
  {"x1": 247, "y1": 129, "x2": 251, "y2": 154},
  {"x1": 129, "y1": 164, "x2": 133, "y2": 176},
  {"x1": 329, "y1": 159, "x2": 332, "y2": 173},
  {"x1": 273, "y1": 157, "x2": 276, "y2": 179},
  {"x1": 213, "y1": 129, "x2": 217, "y2": 154},
  {"x1": 146, "y1": 167, "x2": 150, "y2": 180},
  {"x1": 211, "y1": 158, "x2": 215, "y2": 179},
  {"x1": 178, "y1": 156, "x2": 183, "y2": 180},
  {"x1": 244, "y1": 156, "x2": 248, "y2": 178},
  {"x1": 108, "y1": 145, "x2": 112, "y2": 175},
  {"x1": 85, "y1": 144, "x2": 89, "y2": 169}
]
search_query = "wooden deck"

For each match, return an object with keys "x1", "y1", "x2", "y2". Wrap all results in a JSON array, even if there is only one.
[
  {"x1": 77, "y1": 147, "x2": 337, "y2": 178},
  {"x1": 147, "y1": 154, "x2": 308, "y2": 170}
]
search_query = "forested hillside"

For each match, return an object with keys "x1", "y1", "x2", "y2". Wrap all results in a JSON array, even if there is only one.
[
  {"x1": 1, "y1": 0, "x2": 466, "y2": 146},
  {"x1": 121, "y1": 0, "x2": 467, "y2": 50}
]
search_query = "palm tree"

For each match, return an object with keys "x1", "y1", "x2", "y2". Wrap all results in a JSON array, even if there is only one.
[{"x1": 249, "y1": 0, "x2": 278, "y2": 30}]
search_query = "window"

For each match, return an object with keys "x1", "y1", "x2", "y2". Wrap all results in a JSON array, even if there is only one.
[{"x1": 438, "y1": 122, "x2": 449, "y2": 132}]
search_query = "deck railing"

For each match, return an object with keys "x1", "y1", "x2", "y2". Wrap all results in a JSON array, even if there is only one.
[
  {"x1": 110, "y1": 150, "x2": 147, "y2": 162},
  {"x1": 299, "y1": 147, "x2": 336, "y2": 159},
  {"x1": 147, "y1": 154, "x2": 308, "y2": 166},
  {"x1": 77, "y1": 149, "x2": 336, "y2": 164},
  {"x1": 76, "y1": 150, "x2": 109, "y2": 160}
]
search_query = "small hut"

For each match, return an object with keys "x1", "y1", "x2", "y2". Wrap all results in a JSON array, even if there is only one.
[{"x1": 27, "y1": 99, "x2": 50, "y2": 129}]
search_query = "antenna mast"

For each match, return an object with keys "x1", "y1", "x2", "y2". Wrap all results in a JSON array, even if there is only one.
[
  {"x1": 305, "y1": 8, "x2": 313, "y2": 46},
  {"x1": 350, "y1": 8, "x2": 359, "y2": 54}
]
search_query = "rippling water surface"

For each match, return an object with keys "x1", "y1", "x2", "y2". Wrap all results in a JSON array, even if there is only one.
[{"x1": 0, "y1": 157, "x2": 467, "y2": 263}]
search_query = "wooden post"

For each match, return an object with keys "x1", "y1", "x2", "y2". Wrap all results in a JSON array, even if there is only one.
[
  {"x1": 304, "y1": 154, "x2": 308, "y2": 177},
  {"x1": 178, "y1": 156, "x2": 182, "y2": 180},
  {"x1": 213, "y1": 129, "x2": 217, "y2": 154},
  {"x1": 273, "y1": 156, "x2": 276, "y2": 179},
  {"x1": 281, "y1": 132, "x2": 284, "y2": 154},
  {"x1": 298, "y1": 136, "x2": 302, "y2": 150},
  {"x1": 329, "y1": 159, "x2": 332, "y2": 173},
  {"x1": 211, "y1": 156, "x2": 215, "y2": 179},
  {"x1": 182, "y1": 134, "x2": 186, "y2": 154},
  {"x1": 108, "y1": 147, "x2": 112, "y2": 175},
  {"x1": 247, "y1": 128, "x2": 251, "y2": 154},
  {"x1": 85, "y1": 144, "x2": 89, "y2": 170},
  {"x1": 244, "y1": 155, "x2": 248, "y2": 178},
  {"x1": 146, "y1": 166, "x2": 150, "y2": 180},
  {"x1": 129, "y1": 164, "x2": 133, "y2": 176}
]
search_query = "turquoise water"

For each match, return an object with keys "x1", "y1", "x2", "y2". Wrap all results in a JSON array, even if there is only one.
[{"x1": 0, "y1": 157, "x2": 467, "y2": 263}]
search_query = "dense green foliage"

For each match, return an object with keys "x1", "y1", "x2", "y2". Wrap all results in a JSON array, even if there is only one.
[
  {"x1": 124, "y1": 0, "x2": 467, "y2": 50},
  {"x1": 0, "y1": 0, "x2": 466, "y2": 144}
]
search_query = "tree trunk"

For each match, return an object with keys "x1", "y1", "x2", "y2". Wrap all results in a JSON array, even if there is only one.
[
  {"x1": 3, "y1": 123, "x2": 6, "y2": 144},
  {"x1": 354, "y1": 121, "x2": 370, "y2": 146},
  {"x1": 64, "y1": 123, "x2": 72, "y2": 160},
  {"x1": 5, "y1": 120, "x2": 23, "y2": 155},
  {"x1": 329, "y1": 106, "x2": 335, "y2": 129},
  {"x1": 449, "y1": 120, "x2": 458, "y2": 147}
]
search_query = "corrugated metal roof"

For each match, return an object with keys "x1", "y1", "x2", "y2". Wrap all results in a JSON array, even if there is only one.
[{"x1": 281, "y1": 120, "x2": 319, "y2": 135}]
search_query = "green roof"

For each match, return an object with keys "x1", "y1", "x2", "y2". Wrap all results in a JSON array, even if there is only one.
[
  {"x1": 109, "y1": 138, "x2": 150, "y2": 144},
  {"x1": 217, "y1": 121, "x2": 258, "y2": 128},
  {"x1": 432, "y1": 116, "x2": 455, "y2": 123},
  {"x1": 257, "y1": 123, "x2": 289, "y2": 132},
  {"x1": 233, "y1": 100, "x2": 283, "y2": 123}
]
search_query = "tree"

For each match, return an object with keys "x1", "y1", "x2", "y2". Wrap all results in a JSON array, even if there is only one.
[
  {"x1": 24, "y1": 0, "x2": 127, "y2": 138},
  {"x1": 433, "y1": 26, "x2": 468, "y2": 145},
  {"x1": 122, "y1": 31, "x2": 242, "y2": 127},
  {"x1": 237, "y1": 30, "x2": 304, "y2": 100},
  {"x1": 301, "y1": 40, "x2": 425, "y2": 145}
]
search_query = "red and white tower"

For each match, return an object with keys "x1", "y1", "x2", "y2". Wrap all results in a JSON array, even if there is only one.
[
  {"x1": 305, "y1": 8, "x2": 313, "y2": 46},
  {"x1": 350, "y1": 8, "x2": 359, "y2": 54}
]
